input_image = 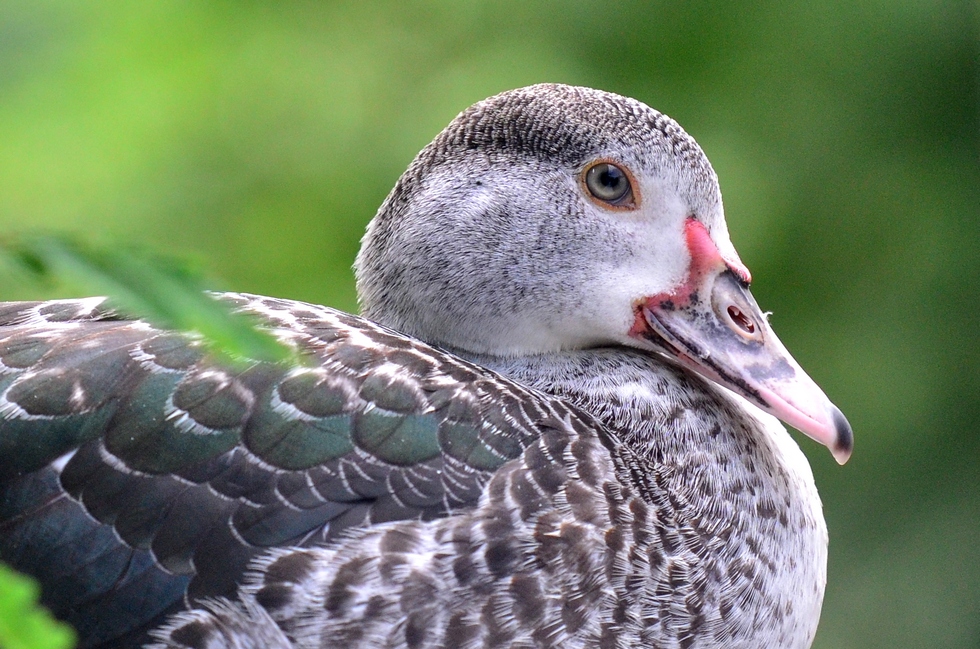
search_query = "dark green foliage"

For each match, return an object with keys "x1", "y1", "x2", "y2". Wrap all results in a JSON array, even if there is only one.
[
  {"x1": 0, "y1": 235, "x2": 293, "y2": 364},
  {"x1": 0, "y1": 563, "x2": 75, "y2": 649}
]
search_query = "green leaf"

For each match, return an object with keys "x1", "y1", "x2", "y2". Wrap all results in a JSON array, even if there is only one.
[
  {"x1": 0, "y1": 563, "x2": 75, "y2": 649},
  {"x1": 0, "y1": 234, "x2": 295, "y2": 365}
]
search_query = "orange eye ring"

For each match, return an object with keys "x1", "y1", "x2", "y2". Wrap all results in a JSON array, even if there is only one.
[{"x1": 580, "y1": 160, "x2": 639, "y2": 210}]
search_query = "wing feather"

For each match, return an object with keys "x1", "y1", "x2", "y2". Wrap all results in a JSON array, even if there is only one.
[{"x1": 0, "y1": 295, "x2": 586, "y2": 647}]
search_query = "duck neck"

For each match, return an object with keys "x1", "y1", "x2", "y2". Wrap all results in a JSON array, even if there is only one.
[{"x1": 460, "y1": 345, "x2": 829, "y2": 648}]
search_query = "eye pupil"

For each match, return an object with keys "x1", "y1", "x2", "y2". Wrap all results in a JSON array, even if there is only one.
[
  {"x1": 585, "y1": 162, "x2": 633, "y2": 205},
  {"x1": 598, "y1": 167, "x2": 622, "y2": 188}
]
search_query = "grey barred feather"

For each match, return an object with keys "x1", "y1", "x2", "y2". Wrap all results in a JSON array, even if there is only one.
[{"x1": 149, "y1": 598, "x2": 292, "y2": 649}]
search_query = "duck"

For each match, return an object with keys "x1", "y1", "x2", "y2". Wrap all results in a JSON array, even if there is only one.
[{"x1": 0, "y1": 84, "x2": 851, "y2": 649}]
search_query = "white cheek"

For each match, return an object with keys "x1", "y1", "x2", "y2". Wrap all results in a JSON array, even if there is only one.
[
  {"x1": 621, "y1": 188, "x2": 692, "y2": 295},
  {"x1": 580, "y1": 208, "x2": 691, "y2": 342}
]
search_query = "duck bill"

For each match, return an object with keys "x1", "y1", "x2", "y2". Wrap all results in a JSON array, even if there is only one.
[{"x1": 634, "y1": 269, "x2": 853, "y2": 464}]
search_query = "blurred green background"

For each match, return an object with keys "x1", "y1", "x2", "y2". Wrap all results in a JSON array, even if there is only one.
[{"x1": 0, "y1": 1, "x2": 977, "y2": 647}]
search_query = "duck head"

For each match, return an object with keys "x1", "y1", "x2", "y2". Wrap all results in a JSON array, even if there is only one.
[{"x1": 356, "y1": 84, "x2": 852, "y2": 464}]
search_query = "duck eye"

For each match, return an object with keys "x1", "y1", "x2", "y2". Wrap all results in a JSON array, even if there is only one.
[{"x1": 584, "y1": 162, "x2": 634, "y2": 206}]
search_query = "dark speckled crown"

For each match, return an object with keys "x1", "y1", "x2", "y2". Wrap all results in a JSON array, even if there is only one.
[
  {"x1": 369, "y1": 83, "x2": 718, "y2": 242},
  {"x1": 428, "y1": 84, "x2": 708, "y2": 169}
]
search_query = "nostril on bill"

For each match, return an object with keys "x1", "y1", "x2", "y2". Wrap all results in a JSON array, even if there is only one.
[{"x1": 727, "y1": 305, "x2": 756, "y2": 335}]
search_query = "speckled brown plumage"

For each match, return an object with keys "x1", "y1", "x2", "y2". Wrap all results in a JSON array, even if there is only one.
[{"x1": 145, "y1": 346, "x2": 825, "y2": 649}]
